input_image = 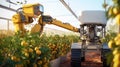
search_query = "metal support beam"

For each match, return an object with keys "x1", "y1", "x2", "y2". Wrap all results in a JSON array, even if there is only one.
[
  {"x1": 59, "y1": 0, "x2": 79, "y2": 21},
  {"x1": 0, "y1": 17, "x2": 11, "y2": 21},
  {"x1": 6, "y1": 0, "x2": 17, "y2": 5},
  {"x1": 0, "y1": 4, "x2": 16, "y2": 12}
]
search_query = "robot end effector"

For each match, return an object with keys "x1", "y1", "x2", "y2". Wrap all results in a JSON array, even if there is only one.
[{"x1": 11, "y1": 3, "x2": 45, "y2": 33}]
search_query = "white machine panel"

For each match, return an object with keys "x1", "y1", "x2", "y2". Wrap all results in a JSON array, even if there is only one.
[{"x1": 79, "y1": 11, "x2": 107, "y2": 25}]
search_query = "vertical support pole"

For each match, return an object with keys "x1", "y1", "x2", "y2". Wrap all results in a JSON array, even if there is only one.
[
  {"x1": 101, "y1": 26, "x2": 103, "y2": 38},
  {"x1": 7, "y1": 4, "x2": 11, "y2": 31},
  {"x1": 104, "y1": 26, "x2": 106, "y2": 37},
  {"x1": 103, "y1": 25, "x2": 105, "y2": 38},
  {"x1": 7, "y1": 20, "x2": 9, "y2": 31}
]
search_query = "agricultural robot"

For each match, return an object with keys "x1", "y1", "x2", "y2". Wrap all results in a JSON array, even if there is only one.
[{"x1": 12, "y1": 3, "x2": 110, "y2": 67}]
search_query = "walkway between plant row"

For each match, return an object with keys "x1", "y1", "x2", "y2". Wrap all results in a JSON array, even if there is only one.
[{"x1": 60, "y1": 51, "x2": 102, "y2": 67}]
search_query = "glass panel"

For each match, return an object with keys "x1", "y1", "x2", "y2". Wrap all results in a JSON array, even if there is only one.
[{"x1": 39, "y1": 5, "x2": 44, "y2": 13}]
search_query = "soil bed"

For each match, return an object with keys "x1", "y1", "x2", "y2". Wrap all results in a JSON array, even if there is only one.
[{"x1": 60, "y1": 51, "x2": 102, "y2": 67}]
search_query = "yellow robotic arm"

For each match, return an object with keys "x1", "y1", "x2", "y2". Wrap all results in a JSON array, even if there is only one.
[
  {"x1": 45, "y1": 18, "x2": 79, "y2": 32},
  {"x1": 37, "y1": 14, "x2": 79, "y2": 33},
  {"x1": 12, "y1": 3, "x2": 79, "y2": 34},
  {"x1": 52, "y1": 19, "x2": 79, "y2": 32}
]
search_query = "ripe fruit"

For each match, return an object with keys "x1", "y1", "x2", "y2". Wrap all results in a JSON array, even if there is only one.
[
  {"x1": 113, "y1": 53, "x2": 120, "y2": 62},
  {"x1": 113, "y1": 47, "x2": 120, "y2": 55},
  {"x1": 113, "y1": 62, "x2": 120, "y2": 67},
  {"x1": 36, "y1": 50, "x2": 41, "y2": 55},
  {"x1": 11, "y1": 56, "x2": 17, "y2": 61},
  {"x1": 37, "y1": 60, "x2": 42, "y2": 65},
  {"x1": 43, "y1": 57, "x2": 47, "y2": 62},
  {"x1": 108, "y1": 40, "x2": 116, "y2": 49},
  {"x1": 29, "y1": 48, "x2": 33, "y2": 53},
  {"x1": 8, "y1": 53, "x2": 11, "y2": 57},
  {"x1": 115, "y1": 14, "x2": 120, "y2": 25},
  {"x1": 15, "y1": 64, "x2": 23, "y2": 67},
  {"x1": 24, "y1": 52, "x2": 29, "y2": 57},
  {"x1": 43, "y1": 64, "x2": 48, "y2": 67},
  {"x1": 33, "y1": 63, "x2": 37, "y2": 67},
  {"x1": 113, "y1": 7, "x2": 119, "y2": 15},
  {"x1": 34, "y1": 47, "x2": 39, "y2": 51},
  {"x1": 21, "y1": 40, "x2": 28, "y2": 46},
  {"x1": 116, "y1": 40, "x2": 120, "y2": 46},
  {"x1": 108, "y1": 6, "x2": 113, "y2": 16},
  {"x1": 117, "y1": 34, "x2": 120, "y2": 37},
  {"x1": 114, "y1": 35, "x2": 120, "y2": 46}
]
